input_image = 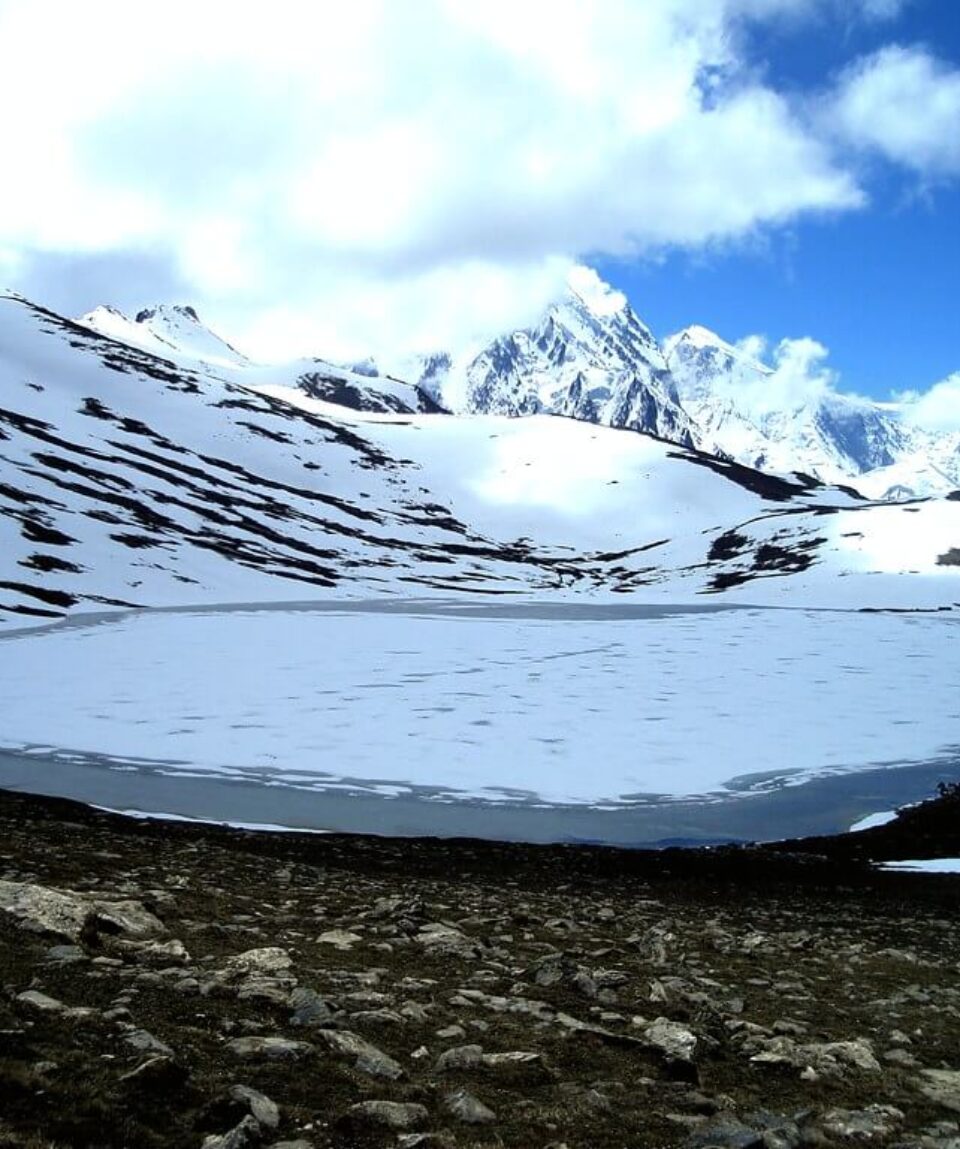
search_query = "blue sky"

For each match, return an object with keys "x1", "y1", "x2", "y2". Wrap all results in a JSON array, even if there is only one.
[
  {"x1": 598, "y1": 0, "x2": 960, "y2": 399},
  {"x1": 0, "y1": 0, "x2": 957, "y2": 412}
]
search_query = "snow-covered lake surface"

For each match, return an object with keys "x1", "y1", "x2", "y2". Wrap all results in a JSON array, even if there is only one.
[{"x1": 2, "y1": 601, "x2": 958, "y2": 844}]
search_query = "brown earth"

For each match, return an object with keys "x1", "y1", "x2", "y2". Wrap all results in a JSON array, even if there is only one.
[{"x1": 0, "y1": 786, "x2": 959, "y2": 1149}]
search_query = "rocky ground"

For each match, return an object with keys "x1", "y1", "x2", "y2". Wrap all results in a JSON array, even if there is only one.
[{"x1": 0, "y1": 788, "x2": 959, "y2": 1149}]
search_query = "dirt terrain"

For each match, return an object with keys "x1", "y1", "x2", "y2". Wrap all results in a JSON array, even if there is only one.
[{"x1": 0, "y1": 786, "x2": 958, "y2": 1149}]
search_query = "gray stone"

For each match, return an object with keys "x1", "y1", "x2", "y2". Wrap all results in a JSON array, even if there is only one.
[
  {"x1": 231, "y1": 1084, "x2": 280, "y2": 1130},
  {"x1": 118, "y1": 937, "x2": 190, "y2": 964},
  {"x1": 919, "y1": 1070, "x2": 960, "y2": 1115},
  {"x1": 685, "y1": 1116, "x2": 765, "y2": 1148},
  {"x1": 16, "y1": 990, "x2": 67, "y2": 1013},
  {"x1": 123, "y1": 1028, "x2": 174, "y2": 1057},
  {"x1": 416, "y1": 923, "x2": 480, "y2": 959},
  {"x1": 444, "y1": 1088, "x2": 496, "y2": 1124},
  {"x1": 288, "y1": 986, "x2": 336, "y2": 1026},
  {"x1": 346, "y1": 1101, "x2": 429, "y2": 1131},
  {"x1": 318, "y1": 1029, "x2": 403, "y2": 1079},
  {"x1": 316, "y1": 929, "x2": 362, "y2": 950},
  {"x1": 749, "y1": 1036, "x2": 880, "y2": 1077},
  {"x1": 436, "y1": 1043, "x2": 483, "y2": 1072},
  {"x1": 226, "y1": 1036, "x2": 313, "y2": 1061},
  {"x1": 0, "y1": 880, "x2": 164, "y2": 942},
  {"x1": 44, "y1": 944, "x2": 86, "y2": 964},
  {"x1": 645, "y1": 1017, "x2": 698, "y2": 1063},
  {"x1": 202, "y1": 1115, "x2": 261, "y2": 1149},
  {"x1": 821, "y1": 1104, "x2": 904, "y2": 1140},
  {"x1": 223, "y1": 948, "x2": 292, "y2": 978}
]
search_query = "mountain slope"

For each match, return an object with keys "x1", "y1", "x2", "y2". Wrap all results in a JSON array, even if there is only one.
[
  {"x1": 664, "y1": 324, "x2": 960, "y2": 497},
  {"x1": 79, "y1": 303, "x2": 443, "y2": 416},
  {"x1": 420, "y1": 272, "x2": 696, "y2": 446},
  {"x1": 420, "y1": 271, "x2": 958, "y2": 500},
  {"x1": 1, "y1": 292, "x2": 958, "y2": 628}
]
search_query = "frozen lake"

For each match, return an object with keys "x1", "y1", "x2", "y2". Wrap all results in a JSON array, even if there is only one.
[{"x1": 1, "y1": 600, "x2": 958, "y2": 844}]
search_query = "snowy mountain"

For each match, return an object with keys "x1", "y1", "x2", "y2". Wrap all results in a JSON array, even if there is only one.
[
  {"x1": 80, "y1": 303, "x2": 250, "y2": 368},
  {"x1": 419, "y1": 269, "x2": 696, "y2": 446},
  {"x1": 664, "y1": 324, "x2": 960, "y2": 498},
  {"x1": 415, "y1": 272, "x2": 959, "y2": 501},
  {"x1": 79, "y1": 303, "x2": 443, "y2": 416},
  {"x1": 1, "y1": 290, "x2": 958, "y2": 630}
]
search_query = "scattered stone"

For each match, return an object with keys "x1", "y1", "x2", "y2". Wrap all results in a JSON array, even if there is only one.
[
  {"x1": 316, "y1": 928, "x2": 362, "y2": 950},
  {"x1": 223, "y1": 947, "x2": 292, "y2": 977},
  {"x1": 123, "y1": 1028, "x2": 174, "y2": 1057},
  {"x1": 919, "y1": 1070, "x2": 960, "y2": 1114},
  {"x1": 16, "y1": 989, "x2": 68, "y2": 1013},
  {"x1": 749, "y1": 1036, "x2": 880, "y2": 1076},
  {"x1": 0, "y1": 880, "x2": 164, "y2": 942},
  {"x1": 288, "y1": 986, "x2": 336, "y2": 1025},
  {"x1": 202, "y1": 1114, "x2": 262, "y2": 1149},
  {"x1": 226, "y1": 1036, "x2": 313, "y2": 1061},
  {"x1": 416, "y1": 923, "x2": 480, "y2": 959},
  {"x1": 821, "y1": 1105, "x2": 904, "y2": 1140},
  {"x1": 444, "y1": 1088, "x2": 496, "y2": 1125},
  {"x1": 318, "y1": 1029, "x2": 404, "y2": 1079},
  {"x1": 230, "y1": 1085, "x2": 280, "y2": 1130},
  {"x1": 344, "y1": 1100, "x2": 429, "y2": 1131},
  {"x1": 435, "y1": 1043, "x2": 483, "y2": 1072}
]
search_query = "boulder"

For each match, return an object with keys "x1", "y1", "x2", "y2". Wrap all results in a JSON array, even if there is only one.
[
  {"x1": 0, "y1": 880, "x2": 164, "y2": 942},
  {"x1": 318, "y1": 1029, "x2": 404, "y2": 1079}
]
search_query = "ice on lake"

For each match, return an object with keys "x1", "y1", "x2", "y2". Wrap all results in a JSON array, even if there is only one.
[{"x1": 2, "y1": 601, "x2": 958, "y2": 814}]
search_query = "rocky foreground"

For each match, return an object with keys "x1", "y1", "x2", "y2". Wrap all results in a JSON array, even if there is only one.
[{"x1": 1, "y1": 789, "x2": 959, "y2": 1149}]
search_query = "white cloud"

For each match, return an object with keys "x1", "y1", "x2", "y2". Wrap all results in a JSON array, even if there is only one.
[
  {"x1": 0, "y1": 0, "x2": 916, "y2": 359},
  {"x1": 829, "y1": 45, "x2": 960, "y2": 174},
  {"x1": 728, "y1": 335, "x2": 836, "y2": 414},
  {"x1": 900, "y1": 373, "x2": 960, "y2": 432}
]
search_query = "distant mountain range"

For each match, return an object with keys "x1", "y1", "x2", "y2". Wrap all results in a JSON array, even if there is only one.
[
  {"x1": 0, "y1": 288, "x2": 957, "y2": 629},
  {"x1": 404, "y1": 273, "x2": 959, "y2": 501}
]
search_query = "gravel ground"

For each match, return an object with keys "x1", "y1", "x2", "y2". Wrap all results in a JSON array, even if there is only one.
[{"x1": 0, "y1": 787, "x2": 958, "y2": 1149}]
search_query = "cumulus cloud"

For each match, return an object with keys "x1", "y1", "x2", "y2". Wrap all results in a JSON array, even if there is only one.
[
  {"x1": 0, "y1": 0, "x2": 928, "y2": 360},
  {"x1": 725, "y1": 335, "x2": 836, "y2": 415},
  {"x1": 900, "y1": 373, "x2": 960, "y2": 432},
  {"x1": 829, "y1": 45, "x2": 960, "y2": 174}
]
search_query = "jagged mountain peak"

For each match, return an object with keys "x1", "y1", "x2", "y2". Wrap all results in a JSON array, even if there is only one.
[{"x1": 416, "y1": 269, "x2": 693, "y2": 446}]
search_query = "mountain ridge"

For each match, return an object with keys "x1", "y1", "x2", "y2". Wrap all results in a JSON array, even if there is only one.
[
  {"x1": 403, "y1": 273, "x2": 959, "y2": 501},
  {"x1": 2, "y1": 289, "x2": 958, "y2": 629}
]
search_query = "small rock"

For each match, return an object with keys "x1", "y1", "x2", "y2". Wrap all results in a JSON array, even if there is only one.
[
  {"x1": 16, "y1": 989, "x2": 67, "y2": 1013},
  {"x1": 645, "y1": 1017, "x2": 698, "y2": 1064},
  {"x1": 919, "y1": 1070, "x2": 960, "y2": 1115},
  {"x1": 416, "y1": 923, "x2": 480, "y2": 960},
  {"x1": 223, "y1": 948, "x2": 292, "y2": 977},
  {"x1": 226, "y1": 1036, "x2": 313, "y2": 1061},
  {"x1": 821, "y1": 1104, "x2": 904, "y2": 1140},
  {"x1": 316, "y1": 929, "x2": 362, "y2": 950},
  {"x1": 444, "y1": 1088, "x2": 496, "y2": 1125},
  {"x1": 202, "y1": 1115, "x2": 261, "y2": 1149},
  {"x1": 231, "y1": 1084, "x2": 280, "y2": 1130},
  {"x1": 345, "y1": 1101, "x2": 429, "y2": 1131},
  {"x1": 436, "y1": 1044, "x2": 483, "y2": 1072},
  {"x1": 123, "y1": 1028, "x2": 174, "y2": 1057},
  {"x1": 288, "y1": 986, "x2": 336, "y2": 1026},
  {"x1": 318, "y1": 1029, "x2": 403, "y2": 1079}
]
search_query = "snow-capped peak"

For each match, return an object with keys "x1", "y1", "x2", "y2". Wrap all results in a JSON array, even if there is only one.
[
  {"x1": 664, "y1": 325, "x2": 771, "y2": 375},
  {"x1": 79, "y1": 302, "x2": 248, "y2": 368},
  {"x1": 565, "y1": 265, "x2": 628, "y2": 319}
]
